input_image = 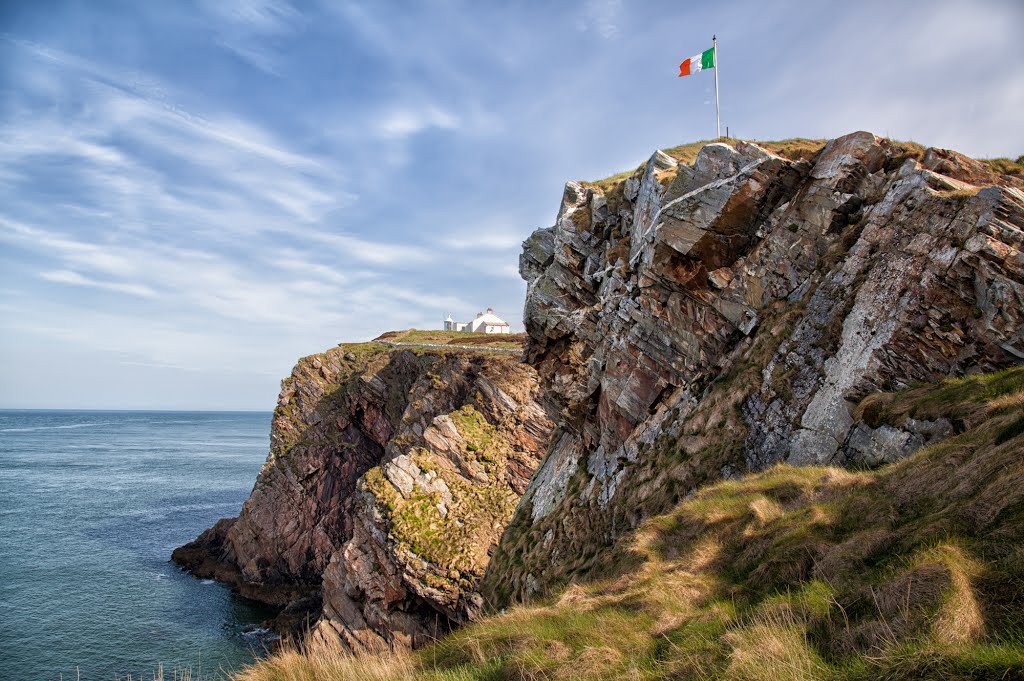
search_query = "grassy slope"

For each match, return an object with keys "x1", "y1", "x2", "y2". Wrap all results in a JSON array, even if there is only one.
[{"x1": 235, "y1": 367, "x2": 1024, "y2": 681}]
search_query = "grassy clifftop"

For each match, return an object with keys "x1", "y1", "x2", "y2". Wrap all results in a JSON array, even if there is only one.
[
  {"x1": 375, "y1": 329, "x2": 526, "y2": 351},
  {"x1": 234, "y1": 367, "x2": 1024, "y2": 680}
]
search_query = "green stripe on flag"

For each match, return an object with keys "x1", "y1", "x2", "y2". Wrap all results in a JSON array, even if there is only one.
[{"x1": 700, "y1": 47, "x2": 715, "y2": 70}]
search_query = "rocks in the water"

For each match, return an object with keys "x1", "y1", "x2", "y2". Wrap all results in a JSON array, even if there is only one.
[{"x1": 484, "y1": 132, "x2": 1024, "y2": 605}]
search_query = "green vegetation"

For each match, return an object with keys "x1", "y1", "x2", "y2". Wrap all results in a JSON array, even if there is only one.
[
  {"x1": 375, "y1": 329, "x2": 525, "y2": 351},
  {"x1": 857, "y1": 366, "x2": 1024, "y2": 428},
  {"x1": 236, "y1": 367, "x2": 1024, "y2": 680},
  {"x1": 981, "y1": 155, "x2": 1024, "y2": 178},
  {"x1": 362, "y1": 405, "x2": 518, "y2": 576}
]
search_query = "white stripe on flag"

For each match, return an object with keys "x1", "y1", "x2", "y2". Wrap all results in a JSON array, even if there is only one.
[{"x1": 690, "y1": 54, "x2": 703, "y2": 73}]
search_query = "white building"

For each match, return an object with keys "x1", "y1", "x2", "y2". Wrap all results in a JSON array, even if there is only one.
[{"x1": 444, "y1": 308, "x2": 511, "y2": 334}]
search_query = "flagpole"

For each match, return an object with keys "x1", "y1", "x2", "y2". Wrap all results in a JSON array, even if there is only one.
[{"x1": 713, "y1": 34, "x2": 720, "y2": 138}]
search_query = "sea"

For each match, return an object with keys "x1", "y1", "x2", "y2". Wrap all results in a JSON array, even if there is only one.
[{"x1": 0, "y1": 410, "x2": 278, "y2": 681}]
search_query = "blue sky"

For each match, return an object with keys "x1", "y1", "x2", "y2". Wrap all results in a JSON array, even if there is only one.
[{"x1": 1, "y1": 0, "x2": 1021, "y2": 410}]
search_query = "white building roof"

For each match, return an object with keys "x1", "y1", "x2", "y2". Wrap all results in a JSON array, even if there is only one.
[{"x1": 472, "y1": 311, "x2": 509, "y2": 326}]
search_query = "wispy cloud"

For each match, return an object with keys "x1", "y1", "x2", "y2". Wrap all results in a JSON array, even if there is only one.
[
  {"x1": 198, "y1": 0, "x2": 304, "y2": 75},
  {"x1": 39, "y1": 269, "x2": 159, "y2": 298},
  {"x1": 374, "y1": 106, "x2": 460, "y2": 139},
  {"x1": 300, "y1": 231, "x2": 436, "y2": 266}
]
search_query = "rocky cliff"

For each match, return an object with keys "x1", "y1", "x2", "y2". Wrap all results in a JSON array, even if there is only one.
[
  {"x1": 173, "y1": 339, "x2": 552, "y2": 648},
  {"x1": 179, "y1": 131, "x2": 1023, "y2": 664},
  {"x1": 483, "y1": 132, "x2": 1024, "y2": 605}
]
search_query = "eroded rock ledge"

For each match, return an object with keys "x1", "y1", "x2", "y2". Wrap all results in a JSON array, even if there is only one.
[{"x1": 174, "y1": 342, "x2": 552, "y2": 649}]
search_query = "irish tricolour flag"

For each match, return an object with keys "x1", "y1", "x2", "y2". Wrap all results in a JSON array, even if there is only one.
[{"x1": 678, "y1": 46, "x2": 715, "y2": 77}]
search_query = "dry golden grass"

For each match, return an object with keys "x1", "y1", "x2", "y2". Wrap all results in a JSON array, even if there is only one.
[
  {"x1": 234, "y1": 637, "x2": 416, "y2": 681},
  {"x1": 982, "y1": 155, "x2": 1024, "y2": 177},
  {"x1": 724, "y1": 614, "x2": 827, "y2": 681}
]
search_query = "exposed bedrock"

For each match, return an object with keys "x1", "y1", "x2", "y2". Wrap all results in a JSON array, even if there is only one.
[
  {"x1": 483, "y1": 132, "x2": 1024, "y2": 605},
  {"x1": 174, "y1": 343, "x2": 553, "y2": 650}
]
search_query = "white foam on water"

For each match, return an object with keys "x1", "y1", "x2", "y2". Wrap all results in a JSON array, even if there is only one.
[{"x1": 1, "y1": 422, "x2": 118, "y2": 433}]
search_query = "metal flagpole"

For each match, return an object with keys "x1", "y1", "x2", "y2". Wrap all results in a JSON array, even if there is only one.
[{"x1": 713, "y1": 34, "x2": 720, "y2": 138}]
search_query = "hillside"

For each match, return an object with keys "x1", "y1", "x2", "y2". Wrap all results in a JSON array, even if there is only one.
[{"x1": 237, "y1": 367, "x2": 1024, "y2": 680}]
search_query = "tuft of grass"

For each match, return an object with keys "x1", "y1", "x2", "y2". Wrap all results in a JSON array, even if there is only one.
[
  {"x1": 995, "y1": 414, "x2": 1024, "y2": 446},
  {"x1": 982, "y1": 155, "x2": 1024, "y2": 178},
  {"x1": 723, "y1": 612, "x2": 829, "y2": 681},
  {"x1": 856, "y1": 367, "x2": 1024, "y2": 429},
  {"x1": 234, "y1": 636, "x2": 417, "y2": 681}
]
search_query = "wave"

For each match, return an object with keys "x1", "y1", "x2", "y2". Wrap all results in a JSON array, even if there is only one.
[
  {"x1": 0, "y1": 421, "x2": 118, "y2": 433},
  {"x1": 241, "y1": 627, "x2": 280, "y2": 642}
]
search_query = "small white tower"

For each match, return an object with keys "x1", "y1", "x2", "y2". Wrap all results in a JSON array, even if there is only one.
[{"x1": 443, "y1": 313, "x2": 456, "y2": 331}]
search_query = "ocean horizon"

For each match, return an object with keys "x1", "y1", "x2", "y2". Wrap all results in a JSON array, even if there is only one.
[{"x1": 0, "y1": 409, "x2": 277, "y2": 680}]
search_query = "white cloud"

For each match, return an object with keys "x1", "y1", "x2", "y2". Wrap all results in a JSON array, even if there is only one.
[
  {"x1": 39, "y1": 269, "x2": 159, "y2": 298},
  {"x1": 0, "y1": 41, "x2": 352, "y2": 243},
  {"x1": 203, "y1": 0, "x2": 301, "y2": 33},
  {"x1": 301, "y1": 231, "x2": 436, "y2": 266},
  {"x1": 373, "y1": 106, "x2": 461, "y2": 140}
]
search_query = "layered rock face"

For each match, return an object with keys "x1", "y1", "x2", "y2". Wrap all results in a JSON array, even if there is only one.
[
  {"x1": 314, "y1": 351, "x2": 552, "y2": 651},
  {"x1": 174, "y1": 343, "x2": 552, "y2": 647},
  {"x1": 174, "y1": 345, "x2": 410, "y2": 605},
  {"x1": 484, "y1": 132, "x2": 1024, "y2": 605}
]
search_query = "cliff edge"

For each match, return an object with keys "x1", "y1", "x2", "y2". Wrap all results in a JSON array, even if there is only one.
[{"x1": 173, "y1": 337, "x2": 553, "y2": 649}]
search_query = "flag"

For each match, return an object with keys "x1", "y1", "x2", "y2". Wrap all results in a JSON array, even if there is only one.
[{"x1": 678, "y1": 47, "x2": 715, "y2": 77}]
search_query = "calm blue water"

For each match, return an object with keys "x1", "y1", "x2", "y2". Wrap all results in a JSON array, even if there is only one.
[{"x1": 0, "y1": 410, "x2": 277, "y2": 681}]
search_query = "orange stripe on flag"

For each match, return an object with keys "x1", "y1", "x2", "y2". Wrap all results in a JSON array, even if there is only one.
[{"x1": 678, "y1": 58, "x2": 691, "y2": 77}]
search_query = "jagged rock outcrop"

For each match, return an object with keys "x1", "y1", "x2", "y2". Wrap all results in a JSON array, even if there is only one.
[
  {"x1": 314, "y1": 354, "x2": 552, "y2": 652},
  {"x1": 483, "y1": 132, "x2": 1024, "y2": 605},
  {"x1": 174, "y1": 342, "x2": 552, "y2": 648}
]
